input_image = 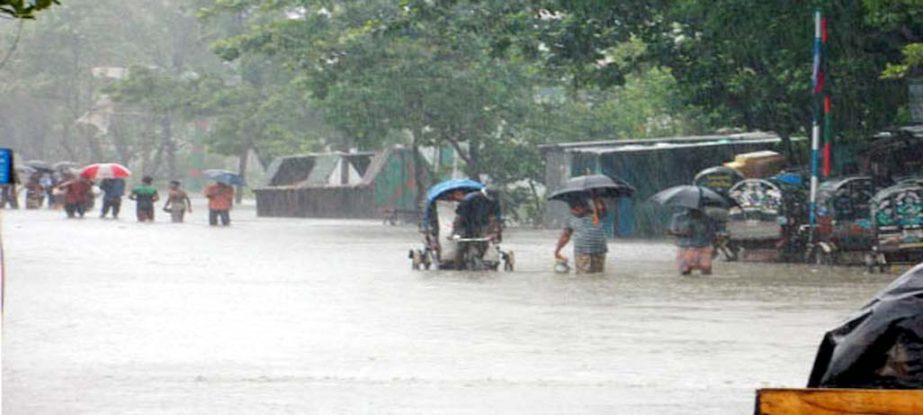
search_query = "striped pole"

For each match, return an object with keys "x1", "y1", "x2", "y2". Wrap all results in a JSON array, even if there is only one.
[
  {"x1": 809, "y1": 9, "x2": 822, "y2": 230},
  {"x1": 820, "y1": 15, "x2": 832, "y2": 177}
]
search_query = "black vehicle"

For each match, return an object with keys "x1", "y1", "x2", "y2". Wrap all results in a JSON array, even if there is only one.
[
  {"x1": 810, "y1": 176, "x2": 876, "y2": 265},
  {"x1": 867, "y1": 182, "x2": 923, "y2": 272},
  {"x1": 726, "y1": 178, "x2": 808, "y2": 261}
]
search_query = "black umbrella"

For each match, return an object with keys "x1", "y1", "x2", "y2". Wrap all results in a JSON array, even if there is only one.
[
  {"x1": 547, "y1": 174, "x2": 635, "y2": 201},
  {"x1": 53, "y1": 161, "x2": 79, "y2": 171},
  {"x1": 649, "y1": 185, "x2": 727, "y2": 210},
  {"x1": 24, "y1": 160, "x2": 54, "y2": 172}
]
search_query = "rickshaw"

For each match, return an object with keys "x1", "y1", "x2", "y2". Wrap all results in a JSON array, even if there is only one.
[
  {"x1": 693, "y1": 166, "x2": 745, "y2": 260},
  {"x1": 867, "y1": 182, "x2": 923, "y2": 272},
  {"x1": 810, "y1": 176, "x2": 876, "y2": 265},
  {"x1": 409, "y1": 179, "x2": 514, "y2": 271},
  {"x1": 726, "y1": 178, "x2": 808, "y2": 262}
]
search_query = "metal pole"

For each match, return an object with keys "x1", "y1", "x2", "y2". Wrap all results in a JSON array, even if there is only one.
[{"x1": 809, "y1": 9, "x2": 822, "y2": 236}]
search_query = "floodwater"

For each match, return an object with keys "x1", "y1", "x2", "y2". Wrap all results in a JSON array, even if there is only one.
[{"x1": 2, "y1": 199, "x2": 898, "y2": 414}]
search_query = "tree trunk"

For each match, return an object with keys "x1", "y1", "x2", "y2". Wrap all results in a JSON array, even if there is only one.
[
  {"x1": 141, "y1": 117, "x2": 155, "y2": 176},
  {"x1": 110, "y1": 116, "x2": 132, "y2": 166},
  {"x1": 60, "y1": 122, "x2": 78, "y2": 162},
  {"x1": 160, "y1": 116, "x2": 176, "y2": 179},
  {"x1": 236, "y1": 146, "x2": 249, "y2": 204},
  {"x1": 411, "y1": 128, "x2": 425, "y2": 207},
  {"x1": 466, "y1": 136, "x2": 480, "y2": 180}
]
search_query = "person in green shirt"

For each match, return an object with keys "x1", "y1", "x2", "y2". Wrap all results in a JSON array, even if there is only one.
[{"x1": 128, "y1": 176, "x2": 160, "y2": 222}]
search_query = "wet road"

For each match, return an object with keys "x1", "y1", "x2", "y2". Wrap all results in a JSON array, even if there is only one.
[{"x1": 2, "y1": 200, "x2": 897, "y2": 414}]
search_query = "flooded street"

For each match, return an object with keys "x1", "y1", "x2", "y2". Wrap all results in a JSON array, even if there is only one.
[{"x1": 2, "y1": 200, "x2": 897, "y2": 414}]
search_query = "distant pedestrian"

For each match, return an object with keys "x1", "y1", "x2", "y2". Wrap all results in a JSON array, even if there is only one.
[
  {"x1": 24, "y1": 175, "x2": 44, "y2": 209},
  {"x1": 99, "y1": 178, "x2": 126, "y2": 219},
  {"x1": 57, "y1": 175, "x2": 93, "y2": 218},
  {"x1": 129, "y1": 176, "x2": 159, "y2": 222},
  {"x1": 204, "y1": 181, "x2": 234, "y2": 226},
  {"x1": 668, "y1": 208, "x2": 716, "y2": 275},
  {"x1": 163, "y1": 180, "x2": 192, "y2": 223},
  {"x1": 0, "y1": 183, "x2": 18, "y2": 209},
  {"x1": 39, "y1": 173, "x2": 53, "y2": 208},
  {"x1": 554, "y1": 195, "x2": 608, "y2": 274}
]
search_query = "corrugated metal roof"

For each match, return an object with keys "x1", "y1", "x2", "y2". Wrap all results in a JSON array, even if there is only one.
[{"x1": 538, "y1": 131, "x2": 790, "y2": 153}]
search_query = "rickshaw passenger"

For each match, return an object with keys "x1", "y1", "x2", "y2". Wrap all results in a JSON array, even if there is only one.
[{"x1": 452, "y1": 188, "x2": 501, "y2": 240}]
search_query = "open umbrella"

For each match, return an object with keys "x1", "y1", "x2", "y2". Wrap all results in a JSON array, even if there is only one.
[
  {"x1": 547, "y1": 174, "x2": 635, "y2": 201},
  {"x1": 24, "y1": 160, "x2": 54, "y2": 173},
  {"x1": 649, "y1": 185, "x2": 727, "y2": 210},
  {"x1": 425, "y1": 178, "x2": 484, "y2": 205},
  {"x1": 15, "y1": 165, "x2": 36, "y2": 176},
  {"x1": 203, "y1": 169, "x2": 244, "y2": 186},
  {"x1": 53, "y1": 161, "x2": 79, "y2": 172},
  {"x1": 80, "y1": 163, "x2": 132, "y2": 179}
]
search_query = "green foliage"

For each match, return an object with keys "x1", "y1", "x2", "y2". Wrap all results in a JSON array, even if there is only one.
[
  {"x1": 882, "y1": 43, "x2": 923, "y2": 78},
  {"x1": 0, "y1": 0, "x2": 59, "y2": 19}
]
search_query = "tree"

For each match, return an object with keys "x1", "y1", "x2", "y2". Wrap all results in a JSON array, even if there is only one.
[{"x1": 1, "y1": 0, "x2": 58, "y2": 19}]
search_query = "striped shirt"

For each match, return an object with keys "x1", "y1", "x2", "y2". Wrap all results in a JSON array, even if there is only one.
[{"x1": 566, "y1": 215, "x2": 608, "y2": 254}]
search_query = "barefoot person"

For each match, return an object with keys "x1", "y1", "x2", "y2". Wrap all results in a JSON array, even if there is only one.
[
  {"x1": 668, "y1": 208, "x2": 716, "y2": 275},
  {"x1": 163, "y1": 180, "x2": 192, "y2": 223},
  {"x1": 554, "y1": 196, "x2": 608, "y2": 274},
  {"x1": 204, "y1": 181, "x2": 234, "y2": 226},
  {"x1": 129, "y1": 176, "x2": 159, "y2": 222}
]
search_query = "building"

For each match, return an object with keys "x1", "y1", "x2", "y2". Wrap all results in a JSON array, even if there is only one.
[
  {"x1": 540, "y1": 132, "x2": 798, "y2": 237},
  {"x1": 254, "y1": 147, "x2": 430, "y2": 219}
]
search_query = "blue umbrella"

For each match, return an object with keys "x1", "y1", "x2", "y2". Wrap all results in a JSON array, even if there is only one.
[
  {"x1": 425, "y1": 178, "x2": 484, "y2": 205},
  {"x1": 203, "y1": 169, "x2": 245, "y2": 186},
  {"x1": 422, "y1": 178, "x2": 484, "y2": 228}
]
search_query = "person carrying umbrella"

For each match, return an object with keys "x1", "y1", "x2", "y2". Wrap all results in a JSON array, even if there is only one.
[
  {"x1": 128, "y1": 176, "x2": 160, "y2": 222},
  {"x1": 204, "y1": 180, "x2": 234, "y2": 226},
  {"x1": 650, "y1": 185, "x2": 725, "y2": 276},
  {"x1": 548, "y1": 174, "x2": 635, "y2": 274},
  {"x1": 667, "y1": 208, "x2": 718, "y2": 276},
  {"x1": 56, "y1": 175, "x2": 93, "y2": 218},
  {"x1": 554, "y1": 194, "x2": 609, "y2": 274}
]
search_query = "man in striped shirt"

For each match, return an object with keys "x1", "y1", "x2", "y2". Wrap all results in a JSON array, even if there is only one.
[{"x1": 554, "y1": 196, "x2": 608, "y2": 274}]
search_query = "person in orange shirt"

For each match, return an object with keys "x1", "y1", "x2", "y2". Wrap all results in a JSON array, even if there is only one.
[{"x1": 204, "y1": 181, "x2": 234, "y2": 226}]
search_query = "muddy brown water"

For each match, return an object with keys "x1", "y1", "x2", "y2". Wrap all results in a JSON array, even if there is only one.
[{"x1": 2, "y1": 200, "x2": 898, "y2": 414}]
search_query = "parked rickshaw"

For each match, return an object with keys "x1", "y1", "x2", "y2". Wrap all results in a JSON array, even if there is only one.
[
  {"x1": 867, "y1": 182, "x2": 923, "y2": 272},
  {"x1": 810, "y1": 176, "x2": 876, "y2": 265},
  {"x1": 693, "y1": 166, "x2": 744, "y2": 260},
  {"x1": 726, "y1": 178, "x2": 808, "y2": 261},
  {"x1": 410, "y1": 179, "x2": 513, "y2": 271}
]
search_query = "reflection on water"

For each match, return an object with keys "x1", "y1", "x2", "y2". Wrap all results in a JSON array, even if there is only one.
[{"x1": 2, "y1": 203, "x2": 896, "y2": 414}]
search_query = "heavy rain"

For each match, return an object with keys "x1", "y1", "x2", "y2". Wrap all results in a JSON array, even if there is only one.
[{"x1": 2, "y1": 1, "x2": 923, "y2": 414}]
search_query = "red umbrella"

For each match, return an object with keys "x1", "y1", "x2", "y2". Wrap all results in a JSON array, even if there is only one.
[{"x1": 80, "y1": 163, "x2": 132, "y2": 179}]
